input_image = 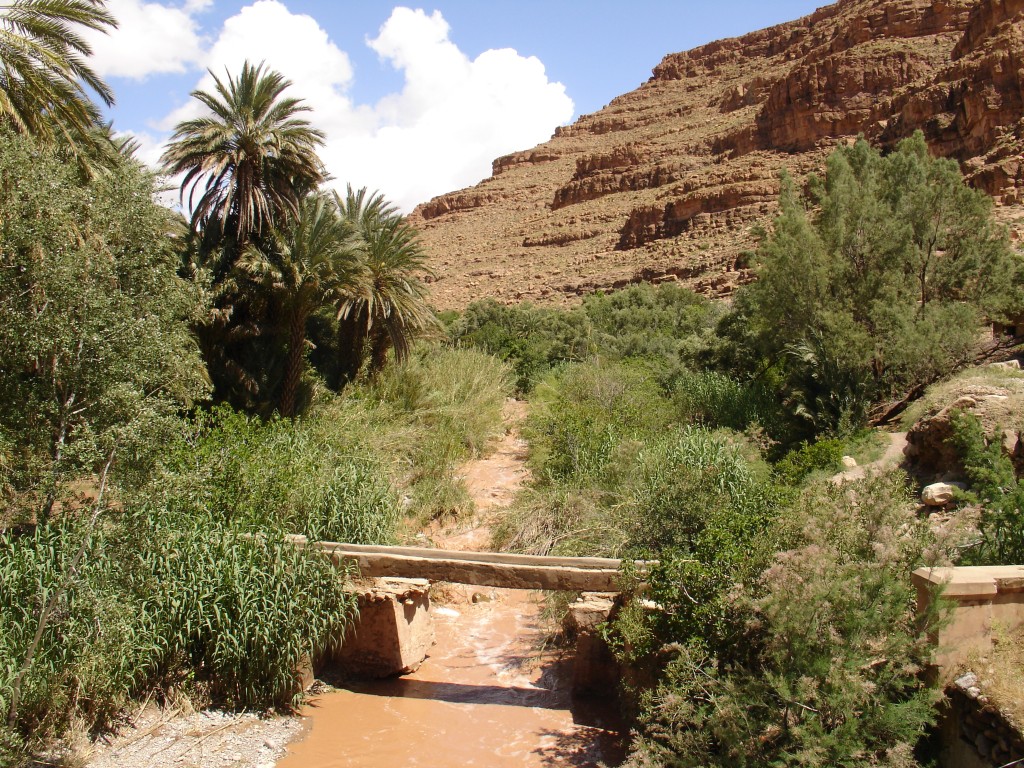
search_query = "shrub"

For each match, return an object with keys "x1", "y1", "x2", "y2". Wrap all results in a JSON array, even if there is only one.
[
  {"x1": 624, "y1": 473, "x2": 947, "y2": 768},
  {"x1": 950, "y1": 411, "x2": 1024, "y2": 565},
  {"x1": 527, "y1": 360, "x2": 671, "y2": 487},
  {"x1": 774, "y1": 437, "x2": 845, "y2": 485},
  {"x1": 153, "y1": 406, "x2": 399, "y2": 544}
]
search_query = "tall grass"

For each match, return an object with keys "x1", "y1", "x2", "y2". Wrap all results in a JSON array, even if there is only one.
[
  {"x1": 0, "y1": 508, "x2": 354, "y2": 762},
  {"x1": 362, "y1": 345, "x2": 511, "y2": 523}
]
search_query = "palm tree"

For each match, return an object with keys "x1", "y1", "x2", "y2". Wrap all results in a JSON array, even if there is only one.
[
  {"x1": 335, "y1": 186, "x2": 439, "y2": 376},
  {"x1": 161, "y1": 60, "x2": 326, "y2": 261},
  {"x1": 240, "y1": 193, "x2": 364, "y2": 417},
  {"x1": 0, "y1": 0, "x2": 115, "y2": 146}
]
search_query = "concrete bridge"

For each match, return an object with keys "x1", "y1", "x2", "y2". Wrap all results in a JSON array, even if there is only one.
[{"x1": 288, "y1": 535, "x2": 650, "y2": 592}]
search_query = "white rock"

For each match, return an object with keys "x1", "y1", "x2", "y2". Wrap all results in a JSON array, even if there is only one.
[
  {"x1": 841, "y1": 455, "x2": 857, "y2": 469},
  {"x1": 922, "y1": 482, "x2": 963, "y2": 506},
  {"x1": 989, "y1": 359, "x2": 1021, "y2": 370}
]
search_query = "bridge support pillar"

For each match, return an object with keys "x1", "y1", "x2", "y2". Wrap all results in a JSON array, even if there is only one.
[{"x1": 331, "y1": 578, "x2": 435, "y2": 678}]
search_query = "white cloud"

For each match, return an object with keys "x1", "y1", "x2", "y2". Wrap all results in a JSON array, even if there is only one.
[
  {"x1": 84, "y1": 0, "x2": 209, "y2": 79},
  {"x1": 142, "y1": 2, "x2": 574, "y2": 212}
]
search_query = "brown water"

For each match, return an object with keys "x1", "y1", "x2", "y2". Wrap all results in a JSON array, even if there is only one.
[{"x1": 277, "y1": 589, "x2": 626, "y2": 767}]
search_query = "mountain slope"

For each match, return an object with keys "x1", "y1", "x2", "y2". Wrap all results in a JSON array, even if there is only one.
[{"x1": 409, "y1": 0, "x2": 1024, "y2": 309}]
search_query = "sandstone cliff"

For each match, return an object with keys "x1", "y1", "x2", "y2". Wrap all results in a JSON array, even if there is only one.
[{"x1": 410, "y1": 0, "x2": 1024, "y2": 309}]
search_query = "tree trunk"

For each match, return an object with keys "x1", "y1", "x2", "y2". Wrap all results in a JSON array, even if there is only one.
[
  {"x1": 336, "y1": 305, "x2": 368, "y2": 385},
  {"x1": 280, "y1": 309, "x2": 308, "y2": 418},
  {"x1": 369, "y1": 324, "x2": 391, "y2": 376}
]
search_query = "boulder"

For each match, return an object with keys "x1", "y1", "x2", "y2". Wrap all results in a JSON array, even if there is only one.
[
  {"x1": 922, "y1": 482, "x2": 964, "y2": 507},
  {"x1": 841, "y1": 455, "x2": 858, "y2": 469}
]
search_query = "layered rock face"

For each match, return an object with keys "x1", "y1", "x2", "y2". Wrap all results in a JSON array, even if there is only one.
[{"x1": 410, "y1": 0, "x2": 1024, "y2": 309}]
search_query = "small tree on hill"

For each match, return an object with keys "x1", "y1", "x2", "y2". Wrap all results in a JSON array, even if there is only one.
[{"x1": 729, "y1": 132, "x2": 1022, "y2": 434}]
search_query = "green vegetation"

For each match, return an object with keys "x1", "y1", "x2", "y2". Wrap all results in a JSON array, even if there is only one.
[
  {"x1": 2, "y1": 6, "x2": 1022, "y2": 765},
  {"x1": 723, "y1": 133, "x2": 1021, "y2": 435},
  {"x1": 469, "y1": 136, "x2": 1023, "y2": 767}
]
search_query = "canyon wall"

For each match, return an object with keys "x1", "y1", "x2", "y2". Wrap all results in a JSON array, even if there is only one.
[{"x1": 409, "y1": 0, "x2": 1024, "y2": 309}]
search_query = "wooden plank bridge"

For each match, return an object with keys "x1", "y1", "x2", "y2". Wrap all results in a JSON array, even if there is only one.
[{"x1": 287, "y1": 536, "x2": 651, "y2": 591}]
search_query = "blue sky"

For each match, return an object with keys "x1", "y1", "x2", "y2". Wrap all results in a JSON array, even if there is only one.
[{"x1": 87, "y1": 1, "x2": 825, "y2": 210}]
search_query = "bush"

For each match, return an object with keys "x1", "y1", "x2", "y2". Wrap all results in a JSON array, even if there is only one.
[
  {"x1": 950, "y1": 411, "x2": 1024, "y2": 565},
  {"x1": 0, "y1": 508, "x2": 354, "y2": 760},
  {"x1": 526, "y1": 360, "x2": 672, "y2": 487},
  {"x1": 449, "y1": 299, "x2": 592, "y2": 393},
  {"x1": 774, "y1": 437, "x2": 845, "y2": 485},
  {"x1": 624, "y1": 473, "x2": 947, "y2": 768},
  {"x1": 154, "y1": 406, "x2": 399, "y2": 544}
]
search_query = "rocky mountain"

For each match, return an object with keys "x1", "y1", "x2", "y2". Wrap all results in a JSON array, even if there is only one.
[{"x1": 409, "y1": 0, "x2": 1024, "y2": 310}]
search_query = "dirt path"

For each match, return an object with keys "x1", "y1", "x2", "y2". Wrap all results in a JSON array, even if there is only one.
[
  {"x1": 430, "y1": 398, "x2": 531, "y2": 551},
  {"x1": 277, "y1": 398, "x2": 626, "y2": 767},
  {"x1": 831, "y1": 431, "x2": 908, "y2": 483}
]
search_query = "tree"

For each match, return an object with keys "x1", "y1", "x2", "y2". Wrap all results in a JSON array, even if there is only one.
[
  {"x1": 0, "y1": 0, "x2": 115, "y2": 151},
  {"x1": 731, "y1": 133, "x2": 1022, "y2": 434},
  {"x1": 335, "y1": 186, "x2": 439, "y2": 376},
  {"x1": 239, "y1": 194, "x2": 364, "y2": 417},
  {"x1": 162, "y1": 61, "x2": 327, "y2": 412},
  {"x1": 0, "y1": 130, "x2": 209, "y2": 525},
  {"x1": 161, "y1": 60, "x2": 326, "y2": 262}
]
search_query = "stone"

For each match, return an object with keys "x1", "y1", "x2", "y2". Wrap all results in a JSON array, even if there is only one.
[
  {"x1": 330, "y1": 578, "x2": 434, "y2": 678},
  {"x1": 922, "y1": 482, "x2": 963, "y2": 506},
  {"x1": 990, "y1": 360, "x2": 1021, "y2": 370},
  {"x1": 841, "y1": 455, "x2": 857, "y2": 469}
]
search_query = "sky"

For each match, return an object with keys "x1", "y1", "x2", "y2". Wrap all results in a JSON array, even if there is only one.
[{"x1": 85, "y1": 1, "x2": 826, "y2": 212}]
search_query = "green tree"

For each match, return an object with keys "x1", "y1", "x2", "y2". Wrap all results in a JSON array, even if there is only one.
[
  {"x1": 161, "y1": 60, "x2": 326, "y2": 261},
  {"x1": 162, "y1": 61, "x2": 327, "y2": 411},
  {"x1": 0, "y1": 0, "x2": 115, "y2": 151},
  {"x1": 335, "y1": 186, "x2": 438, "y2": 377},
  {"x1": 239, "y1": 194, "x2": 364, "y2": 416},
  {"x1": 0, "y1": 130, "x2": 208, "y2": 524},
  {"x1": 732, "y1": 133, "x2": 1021, "y2": 434}
]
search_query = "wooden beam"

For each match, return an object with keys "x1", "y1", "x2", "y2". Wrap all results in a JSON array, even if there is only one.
[{"x1": 289, "y1": 537, "x2": 652, "y2": 591}]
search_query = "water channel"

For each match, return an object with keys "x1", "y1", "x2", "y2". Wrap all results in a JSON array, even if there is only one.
[{"x1": 277, "y1": 588, "x2": 626, "y2": 767}]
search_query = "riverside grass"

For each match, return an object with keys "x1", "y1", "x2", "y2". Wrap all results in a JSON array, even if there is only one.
[{"x1": 0, "y1": 345, "x2": 509, "y2": 760}]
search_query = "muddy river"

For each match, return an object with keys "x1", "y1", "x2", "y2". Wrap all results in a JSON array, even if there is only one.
[{"x1": 277, "y1": 588, "x2": 626, "y2": 767}]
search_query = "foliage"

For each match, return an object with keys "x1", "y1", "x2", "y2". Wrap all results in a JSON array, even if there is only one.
[
  {"x1": 451, "y1": 284, "x2": 719, "y2": 394},
  {"x1": 0, "y1": 130, "x2": 208, "y2": 524},
  {"x1": 625, "y1": 474, "x2": 946, "y2": 768},
  {"x1": 670, "y1": 369, "x2": 785, "y2": 439},
  {"x1": 0, "y1": 508, "x2": 355, "y2": 759},
  {"x1": 449, "y1": 299, "x2": 593, "y2": 393},
  {"x1": 362, "y1": 345, "x2": 510, "y2": 523},
  {"x1": 0, "y1": 0, "x2": 116, "y2": 158},
  {"x1": 149, "y1": 406, "x2": 399, "y2": 545},
  {"x1": 526, "y1": 360, "x2": 671, "y2": 487},
  {"x1": 727, "y1": 133, "x2": 1021, "y2": 434},
  {"x1": 774, "y1": 438, "x2": 845, "y2": 486},
  {"x1": 612, "y1": 429, "x2": 780, "y2": 664},
  {"x1": 239, "y1": 193, "x2": 364, "y2": 416},
  {"x1": 950, "y1": 411, "x2": 1024, "y2": 565},
  {"x1": 334, "y1": 186, "x2": 440, "y2": 378},
  {"x1": 583, "y1": 284, "x2": 719, "y2": 382},
  {"x1": 161, "y1": 60, "x2": 326, "y2": 252}
]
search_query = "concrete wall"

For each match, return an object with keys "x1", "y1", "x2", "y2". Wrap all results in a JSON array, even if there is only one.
[
  {"x1": 912, "y1": 566, "x2": 1024, "y2": 672},
  {"x1": 913, "y1": 565, "x2": 1024, "y2": 767}
]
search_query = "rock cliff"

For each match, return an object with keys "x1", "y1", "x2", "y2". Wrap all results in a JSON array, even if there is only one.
[{"x1": 410, "y1": 0, "x2": 1024, "y2": 309}]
